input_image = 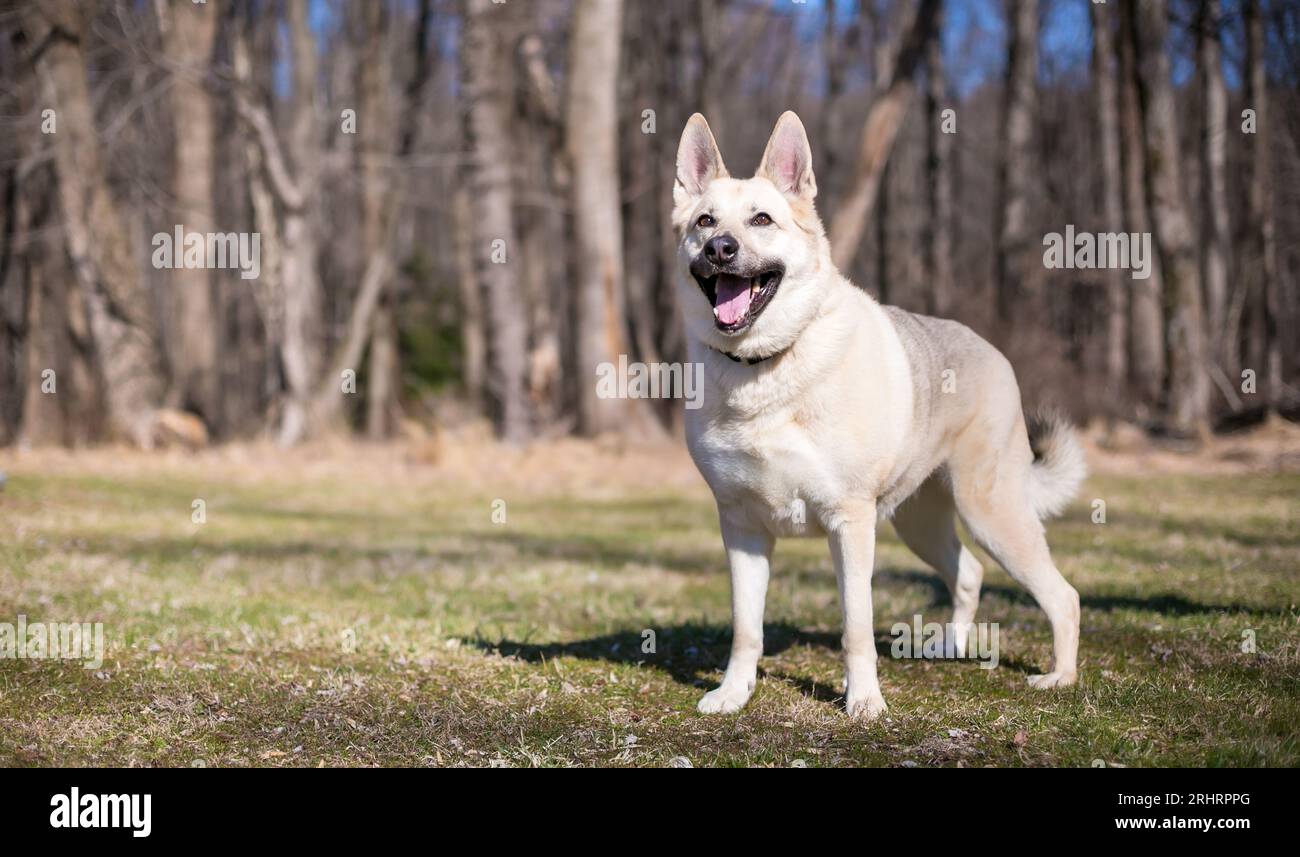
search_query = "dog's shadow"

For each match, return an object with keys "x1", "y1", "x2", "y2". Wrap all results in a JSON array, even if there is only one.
[
  {"x1": 471, "y1": 622, "x2": 834, "y2": 699},
  {"x1": 470, "y1": 621, "x2": 992, "y2": 708},
  {"x1": 471, "y1": 566, "x2": 1263, "y2": 707}
]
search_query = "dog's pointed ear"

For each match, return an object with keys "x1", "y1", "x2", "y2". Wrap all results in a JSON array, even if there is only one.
[
  {"x1": 757, "y1": 111, "x2": 816, "y2": 201},
  {"x1": 675, "y1": 114, "x2": 728, "y2": 206}
]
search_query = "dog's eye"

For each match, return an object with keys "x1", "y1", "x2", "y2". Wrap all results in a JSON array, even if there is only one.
[
  {"x1": 750, "y1": 212, "x2": 773, "y2": 227},
  {"x1": 696, "y1": 213, "x2": 716, "y2": 229}
]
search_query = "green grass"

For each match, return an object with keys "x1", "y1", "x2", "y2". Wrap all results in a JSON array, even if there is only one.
[{"x1": 0, "y1": 452, "x2": 1296, "y2": 767}]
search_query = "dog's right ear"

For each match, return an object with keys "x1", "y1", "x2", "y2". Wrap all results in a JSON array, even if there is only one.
[{"x1": 674, "y1": 114, "x2": 728, "y2": 208}]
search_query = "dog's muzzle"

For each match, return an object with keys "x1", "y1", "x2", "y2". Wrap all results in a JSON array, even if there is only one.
[{"x1": 690, "y1": 257, "x2": 784, "y2": 334}]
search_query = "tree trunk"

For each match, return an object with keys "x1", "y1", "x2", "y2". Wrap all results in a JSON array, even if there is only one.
[
  {"x1": 516, "y1": 26, "x2": 563, "y2": 428},
  {"x1": 1197, "y1": 0, "x2": 1230, "y2": 377},
  {"x1": 231, "y1": 26, "x2": 285, "y2": 433},
  {"x1": 876, "y1": 161, "x2": 890, "y2": 303},
  {"x1": 656, "y1": 2, "x2": 688, "y2": 375},
  {"x1": 17, "y1": 261, "x2": 63, "y2": 445},
  {"x1": 829, "y1": 0, "x2": 939, "y2": 272},
  {"x1": 923, "y1": 0, "x2": 954, "y2": 318},
  {"x1": 277, "y1": 0, "x2": 325, "y2": 446},
  {"x1": 567, "y1": 0, "x2": 645, "y2": 437},
  {"x1": 365, "y1": 302, "x2": 399, "y2": 439},
  {"x1": 618, "y1": 5, "x2": 664, "y2": 379},
  {"x1": 231, "y1": 2, "x2": 331, "y2": 446},
  {"x1": 697, "y1": 0, "x2": 726, "y2": 145},
  {"x1": 1091, "y1": 0, "x2": 1128, "y2": 408},
  {"x1": 159, "y1": 0, "x2": 219, "y2": 428},
  {"x1": 818, "y1": 0, "x2": 860, "y2": 215},
  {"x1": 1134, "y1": 0, "x2": 1211, "y2": 438},
  {"x1": 19, "y1": 0, "x2": 164, "y2": 446},
  {"x1": 994, "y1": 0, "x2": 1038, "y2": 325},
  {"x1": 462, "y1": 0, "x2": 531, "y2": 443},
  {"x1": 13, "y1": 159, "x2": 100, "y2": 447},
  {"x1": 1118, "y1": 0, "x2": 1165, "y2": 414},
  {"x1": 1244, "y1": 0, "x2": 1282, "y2": 413},
  {"x1": 355, "y1": 1, "x2": 398, "y2": 440},
  {"x1": 452, "y1": 185, "x2": 486, "y2": 411},
  {"x1": 306, "y1": 0, "x2": 434, "y2": 439}
]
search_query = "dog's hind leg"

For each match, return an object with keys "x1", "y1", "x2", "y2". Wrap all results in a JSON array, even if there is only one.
[
  {"x1": 891, "y1": 476, "x2": 983, "y2": 657},
  {"x1": 949, "y1": 431, "x2": 1080, "y2": 688},
  {"x1": 698, "y1": 517, "x2": 774, "y2": 714}
]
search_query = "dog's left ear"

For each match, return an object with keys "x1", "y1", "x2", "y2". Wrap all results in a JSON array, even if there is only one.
[{"x1": 757, "y1": 111, "x2": 816, "y2": 201}]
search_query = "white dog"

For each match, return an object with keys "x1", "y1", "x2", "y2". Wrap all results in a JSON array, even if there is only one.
[{"x1": 674, "y1": 112, "x2": 1086, "y2": 718}]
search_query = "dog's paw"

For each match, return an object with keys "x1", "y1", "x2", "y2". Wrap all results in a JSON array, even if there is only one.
[
  {"x1": 697, "y1": 683, "x2": 753, "y2": 714},
  {"x1": 844, "y1": 688, "x2": 888, "y2": 720},
  {"x1": 1027, "y1": 670, "x2": 1076, "y2": 689},
  {"x1": 948, "y1": 624, "x2": 971, "y2": 659}
]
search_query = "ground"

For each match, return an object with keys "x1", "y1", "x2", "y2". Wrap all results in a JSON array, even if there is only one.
[{"x1": 0, "y1": 426, "x2": 1296, "y2": 767}]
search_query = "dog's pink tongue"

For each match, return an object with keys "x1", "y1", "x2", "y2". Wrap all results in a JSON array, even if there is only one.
[{"x1": 714, "y1": 274, "x2": 752, "y2": 325}]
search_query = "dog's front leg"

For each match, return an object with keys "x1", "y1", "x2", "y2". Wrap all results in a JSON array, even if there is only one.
[
  {"x1": 829, "y1": 504, "x2": 887, "y2": 719},
  {"x1": 698, "y1": 518, "x2": 774, "y2": 714}
]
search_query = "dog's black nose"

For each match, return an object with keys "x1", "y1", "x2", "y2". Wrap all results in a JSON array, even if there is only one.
[{"x1": 704, "y1": 234, "x2": 739, "y2": 265}]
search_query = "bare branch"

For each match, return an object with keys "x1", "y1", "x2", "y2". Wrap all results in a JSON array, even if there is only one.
[{"x1": 231, "y1": 93, "x2": 305, "y2": 211}]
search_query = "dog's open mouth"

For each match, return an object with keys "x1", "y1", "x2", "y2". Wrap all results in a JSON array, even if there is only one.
[{"x1": 693, "y1": 267, "x2": 783, "y2": 333}]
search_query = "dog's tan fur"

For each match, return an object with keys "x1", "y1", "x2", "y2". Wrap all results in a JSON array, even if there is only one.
[{"x1": 674, "y1": 112, "x2": 1085, "y2": 717}]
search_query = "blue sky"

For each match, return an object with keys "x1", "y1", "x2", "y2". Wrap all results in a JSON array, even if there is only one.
[
  {"x1": 780, "y1": 0, "x2": 1226, "y2": 97},
  {"x1": 285, "y1": 0, "x2": 1229, "y2": 100}
]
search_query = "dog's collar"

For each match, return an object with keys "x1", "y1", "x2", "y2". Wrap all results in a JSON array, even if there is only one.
[{"x1": 708, "y1": 344, "x2": 778, "y2": 366}]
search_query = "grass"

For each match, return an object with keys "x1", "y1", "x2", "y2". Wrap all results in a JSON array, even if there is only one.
[{"x1": 0, "y1": 443, "x2": 1296, "y2": 767}]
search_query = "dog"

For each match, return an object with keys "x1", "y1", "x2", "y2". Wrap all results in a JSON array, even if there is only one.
[{"x1": 673, "y1": 112, "x2": 1086, "y2": 718}]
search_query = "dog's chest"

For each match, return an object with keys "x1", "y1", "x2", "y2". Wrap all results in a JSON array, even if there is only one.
[{"x1": 688, "y1": 412, "x2": 840, "y2": 537}]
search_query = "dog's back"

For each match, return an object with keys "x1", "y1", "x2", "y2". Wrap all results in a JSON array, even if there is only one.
[{"x1": 882, "y1": 304, "x2": 1085, "y2": 518}]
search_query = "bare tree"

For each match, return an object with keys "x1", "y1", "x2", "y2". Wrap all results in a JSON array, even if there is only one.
[
  {"x1": 829, "y1": 0, "x2": 939, "y2": 271},
  {"x1": 923, "y1": 0, "x2": 954, "y2": 317},
  {"x1": 317, "y1": 0, "x2": 436, "y2": 439},
  {"x1": 819, "y1": 0, "x2": 862, "y2": 205},
  {"x1": 872, "y1": 2, "x2": 893, "y2": 303},
  {"x1": 453, "y1": 184, "x2": 486, "y2": 410},
  {"x1": 697, "y1": 0, "x2": 728, "y2": 145},
  {"x1": 1244, "y1": 0, "x2": 1283, "y2": 413},
  {"x1": 234, "y1": 0, "x2": 428, "y2": 443},
  {"x1": 1237, "y1": 0, "x2": 1279, "y2": 416},
  {"x1": 994, "y1": 0, "x2": 1038, "y2": 325},
  {"x1": 232, "y1": 0, "x2": 326, "y2": 445},
  {"x1": 230, "y1": 25, "x2": 284, "y2": 430},
  {"x1": 619, "y1": 7, "x2": 667, "y2": 385},
  {"x1": 354, "y1": 1, "x2": 398, "y2": 440},
  {"x1": 11, "y1": 155, "x2": 101, "y2": 446},
  {"x1": 1197, "y1": 0, "x2": 1230, "y2": 377},
  {"x1": 18, "y1": 0, "x2": 165, "y2": 447},
  {"x1": 462, "y1": 0, "x2": 531, "y2": 442},
  {"x1": 278, "y1": 0, "x2": 328, "y2": 444},
  {"x1": 1090, "y1": 0, "x2": 1127, "y2": 408},
  {"x1": 568, "y1": 0, "x2": 652, "y2": 437},
  {"x1": 515, "y1": 24, "x2": 565, "y2": 426},
  {"x1": 1133, "y1": 0, "x2": 1211, "y2": 438},
  {"x1": 158, "y1": 0, "x2": 219, "y2": 428},
  {"x1": 1118, "y1": 0, "x2": 1165, "y2": 413}
]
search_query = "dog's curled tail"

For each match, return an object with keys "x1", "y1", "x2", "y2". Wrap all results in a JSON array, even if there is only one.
[{"x1": 1025, "y1": 407, "x2": 1087, "y2": 520}]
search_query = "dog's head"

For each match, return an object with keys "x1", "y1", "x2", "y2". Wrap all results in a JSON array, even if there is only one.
[{"x1": 673, "y1": 111, "x2": 831, "y2": 360}]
